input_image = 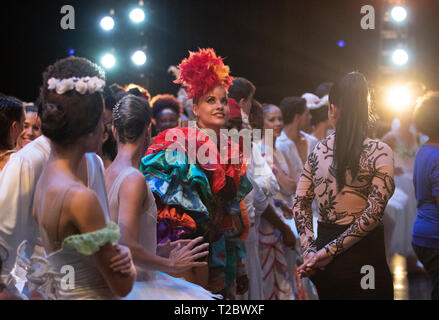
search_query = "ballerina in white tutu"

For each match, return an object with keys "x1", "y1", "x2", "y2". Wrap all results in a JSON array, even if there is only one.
[{"x1": 105, "y1": 94, "x2": 220, "y2": 300}]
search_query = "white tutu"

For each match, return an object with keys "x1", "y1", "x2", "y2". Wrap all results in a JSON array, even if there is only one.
[{"x1": 124, "y1": 271, "x2": 222, "y2": 300}]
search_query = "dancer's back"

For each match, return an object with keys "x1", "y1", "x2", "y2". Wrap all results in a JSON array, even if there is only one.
[{"x1": 33, "y1": 167, "x2": 119, "y2": 300}]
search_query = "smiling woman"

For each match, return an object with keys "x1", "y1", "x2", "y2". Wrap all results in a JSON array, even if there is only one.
[
  {"x1": 141, "y1": 48, "x2": 253, "y2": 299},
  {"x1": 16, "y1": 106, "x2": 42, "y2": 150},
  {"x1": 193, "y1": 86, "x2": 230, "y2": 134}
]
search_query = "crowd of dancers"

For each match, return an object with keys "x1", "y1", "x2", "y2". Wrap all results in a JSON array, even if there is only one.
[{"x1": 0, "y1": 48, "x2": 438, "y2": 300}]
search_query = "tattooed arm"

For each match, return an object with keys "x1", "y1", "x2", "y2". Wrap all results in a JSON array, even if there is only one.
[
  {"x1": 323, "y1": 145, "x2": 395, "y2": 257},
  {"x1": 293, "y1": 160, "x2": 317, "y2": 258}
]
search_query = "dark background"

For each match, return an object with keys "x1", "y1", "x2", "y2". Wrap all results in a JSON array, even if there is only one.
[{"x1": 0, "y1": 0, "x2": 438, "y2": 120}]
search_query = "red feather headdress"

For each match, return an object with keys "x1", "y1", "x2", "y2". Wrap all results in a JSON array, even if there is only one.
[{"x1": 174, "y1": 48, "x2": 233, "y2": 100}]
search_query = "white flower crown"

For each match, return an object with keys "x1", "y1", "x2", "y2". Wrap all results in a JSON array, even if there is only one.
[{"x1": 47, "y1": 76, "x2": 106, "y2": 95}]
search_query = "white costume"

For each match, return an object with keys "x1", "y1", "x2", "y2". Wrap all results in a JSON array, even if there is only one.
[
  {"x1": 275, "y1": 130, "x2": 319, "y2": 300},
  {"x1": 239, "y1": 139, "x2": 280, "y2": 300},
  {"x1": 0, "y1": 135, "x2": 110, "y2": 296},
  {"x1": 255, "y1": 139, "x2": 295, "y2": 300},
  {"x1": 108, "y1": 167, "x2": 220, "y2": 300},
  {"x1": 276, "y1": 131, "x2": 319, "y2": 236},
  {"x1": 33, "y1": 179, "x2": 119, "y2": 300}
]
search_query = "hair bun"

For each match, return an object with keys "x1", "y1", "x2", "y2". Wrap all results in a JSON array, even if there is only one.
[
  {"x1": 43, "y1": 102, "x2": 65, "y2": 119},
  {"x1": 41, "y1": 102, "x2": 69, "y2": 141}
]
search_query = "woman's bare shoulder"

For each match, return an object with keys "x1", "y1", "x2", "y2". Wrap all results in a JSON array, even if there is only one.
[
  {"x1": 64, "y1": 185, "x2": 105, "y2": 224},
  {"x1": 119, "y1": 169, "x2": 147, "y2": 197},
  {"x1": 64, "y1": 184, "x2": 99, "y2": 212}
]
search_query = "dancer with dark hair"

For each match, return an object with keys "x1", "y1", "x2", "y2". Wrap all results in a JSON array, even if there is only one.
[
  {"x1": 16, "y1": 105, "x2": 41, "y2": 150},
  {"x1": 32, "y1": 56, "x2": 136, "y2": 299},
  {"x1": 277, "y1": 96, "x2": 317, "y2": 171},
  {"x1": 309, "y1": 96, "x2": 333, "y2": 141},
  {"x1": 0, "y1": 96, "x2": 24, "y2": 171},
  {"x1": 228, "y1": 77, "x2": 256, "y2": 129},
  {"x1": 106, "y1": 94, "x2": 218, "y2": 299},
  {"x1": 293, "y1": 72, "x2": 395, "y2": 299},
  {"x1": 150, "y1": 94, "x2": 182, "y2": 134},
  {"x1": 253, "y1": 102, "x2": 296, "y2": 299}
]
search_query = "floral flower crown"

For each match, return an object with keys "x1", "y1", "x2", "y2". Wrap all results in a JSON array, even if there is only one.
[
  {"x1": 174, "y1": 48, "x2": 233, "y2": 100},
  {"x1": 47, "y1": 76, "x2": 106, "y2": 95}
]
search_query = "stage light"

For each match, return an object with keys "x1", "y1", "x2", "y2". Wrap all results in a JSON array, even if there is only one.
[
  {"x1": 391, "y1": 6, "x2": 407, "y2": 23},
  {"x1": 387, "y1": 85, "x2": 411, "y2": 112},
  {"x1": 337, "y1": 40, "x2": 346, "y2": 48},
  {"x1": 100, "y1": 16, "x2": 115, "y2": 31},
  {"x1": 68, "y1": 49, "x2": 75, "y2": 55},
  {"x1": 101, "y1": 54, "x2": 116, "y2": 69},
  {"x1": 131, "y1": 50, "x2": 147, "y2": 66},
  {"x1": 392, "y1": 49, "x2": 409, "y2": 66},
  {"x1": 129, "y1": 8, "x2": 145, "y2": 23}
]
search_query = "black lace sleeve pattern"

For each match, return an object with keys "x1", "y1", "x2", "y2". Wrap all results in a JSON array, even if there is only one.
[
  {"x1": 293, "y1": 155, "x2": 318, "y2": 257},
  {"x1": 293, "y1": 135, "x2": 395, "y2": 258}
]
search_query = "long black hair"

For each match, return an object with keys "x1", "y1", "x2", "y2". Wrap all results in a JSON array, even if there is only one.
[{"x1": 329, "y1": 72, "x2": 371, "y2": 192}]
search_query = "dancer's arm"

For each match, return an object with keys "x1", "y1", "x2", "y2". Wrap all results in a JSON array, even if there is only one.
[
  {"x1": 273, "y1": 155, "x2": 297, "y2": 195},
  {"x1": 117, "y1": 171, "x2": 208, "y2": 274},
  {"x1": 293, "y1": 160, "x2": 317, "y2": 258},
  {"x1": 261, "y1": 205, "x2": 296, "y2": 249},
  {"x1": 68, "y1": 187, "x2": 136, "y2": 298}
]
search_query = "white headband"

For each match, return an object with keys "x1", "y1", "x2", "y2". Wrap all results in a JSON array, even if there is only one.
[{"x1": 47, "y1": 76, "x2": 105, "y2": 95}]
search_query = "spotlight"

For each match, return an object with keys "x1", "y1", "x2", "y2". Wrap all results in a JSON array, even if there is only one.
[
  {"x1": 387, "y1": 85, "x2": 411, "y2": 112},
  {"x1": 101, "y1": 53, "x2": 116, "y2": 69},
  {"x1": 100, "y1": 16, "x2": 115, "y2": 31},
  {"x1": 391, "y1": 6, "x2": 407, "y2": 23},
  {"x1": 131, "y1": 50, "x2": 147, "y2": 66},
  {"x1": 392, "y1": 49, "x2": 409, "y2": 66},
  {"x1": 129, "y1": 8, "x2": 145, "y2": 23}
]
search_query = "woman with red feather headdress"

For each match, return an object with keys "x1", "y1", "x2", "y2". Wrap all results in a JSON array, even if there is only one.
[{"x1": 141, "y1": 48, "x2": 253, "y2": 298}]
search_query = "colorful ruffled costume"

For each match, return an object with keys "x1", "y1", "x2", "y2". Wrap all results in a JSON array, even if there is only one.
[
  {"x1": 141, "y1": 48, "x2": 252, "y2": 296},
  {"x1": 141, "y1": 126, "x2": 252, "y2": 294}
]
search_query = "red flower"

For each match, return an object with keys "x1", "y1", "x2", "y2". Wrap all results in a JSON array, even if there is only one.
[{"x1": 174, "y1": 48, "x2": 233, "y2": 100}]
